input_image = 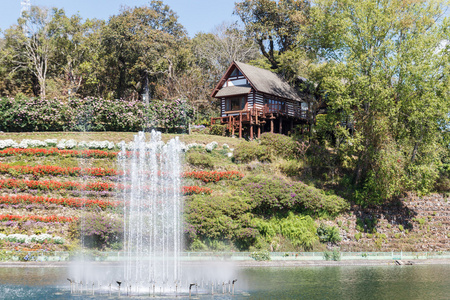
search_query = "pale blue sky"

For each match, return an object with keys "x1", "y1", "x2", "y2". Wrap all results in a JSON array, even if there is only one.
[{"x1": 0, "y1": 0, "x2": 239, "y2": 37}]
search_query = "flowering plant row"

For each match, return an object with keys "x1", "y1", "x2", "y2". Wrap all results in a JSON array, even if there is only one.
[
  {"x1": 0, "y1": 233, "x2": 64, "y2": 244},
  {"x1": 0, "y1": 178, "x2": 210, "y2": 195},
  {"x1": 183, "y1": 171, "x2": 244, "y2": 183},
  {"x1": 0, "y1": 139, "x2": 115, "y2": 150},
  {"x1": 0, "y1": 214, "x2": 77, "y2": 223},
  {"x1": 0, "y1": 148, "x2": 118, "y2": 158},
  {"x1": 181, "y1": 186, "x2": 212, "y2": 195},
  {"x1": 0, "y1": 179, "x2": 115, "y2": 192},
  {"x1": 0, "y1": 162, "x2": 242, "y2": 182},
  {"x1": 0, "y1": 195, "x2": 119, "y2": 209},
  {"x1": 0, "y1": 162, "x2": 120, "y2": 177}
]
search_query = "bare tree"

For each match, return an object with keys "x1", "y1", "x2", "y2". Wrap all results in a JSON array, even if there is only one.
[
  {"x1": 2, "y1": 6, "x2": 54, "y2": 98},
  {"x1": 193, "y1": 22, "x2": 260, "y2": 78}
]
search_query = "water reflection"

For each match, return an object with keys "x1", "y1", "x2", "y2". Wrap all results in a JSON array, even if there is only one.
[{"x1": 0, "y1": 264, "x2": 449, "y2": 299}]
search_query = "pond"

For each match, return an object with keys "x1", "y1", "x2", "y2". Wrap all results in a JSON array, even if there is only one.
[{"x1": 0, "y1": 263, "x2": 449, "y2": 299}]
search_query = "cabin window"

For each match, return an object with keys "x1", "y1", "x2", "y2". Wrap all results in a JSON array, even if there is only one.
[
  {"x1": 226, "y1": 96, "x2": 246, "y2": 111},
  {"x1": 230, "y1": 68, "x2": 243, "y2": 77}
]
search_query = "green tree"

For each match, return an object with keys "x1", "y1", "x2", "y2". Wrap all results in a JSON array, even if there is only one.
[
  {"x1": 102, "y1": 0, "x2": 186, "y2": 100},
  {"x1": 235, "y1": 0, "x2": 311, "y2": 69},
  {"x1": 310, "y1": 0, "x2": 450, "y2": 203}
]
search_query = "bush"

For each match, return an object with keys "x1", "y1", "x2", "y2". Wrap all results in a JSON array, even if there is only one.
[
  {"x1": 184, "y1": 194, "x2": 256, "y2": 250},
  {"x1": 250, "y1": 250, "x2": 271, "y2": 261},
  {"x1": 0, "y1": 97, "x2": 193, "y2": 132},
  {"x1": 233, "y1": 141, "x2": 272, "y2": 163},
  {"x1": 324, "y1": 248, "x2": 341, "y2": 261},
  {"x1": 279, "y1": 159, "x2": 303, "y2": 177},
  {"x1": 210, "y1": 124, "x2": 226, "y2": 136},
  {"x1": 239, "y1": 175, "x2": 350, "y2": 217},
  {"x1": 317, "y1": 223, "x2": 342, "y2": 243},
  {"x1": 186, "y1": 151, "x2": 214, "y2": 169},
  {"x1": 252, "y1": 213, "x2": 318, "y2": 250},
  {"x1": 80, "y1": 214, "x2": 123, "y2": 249},
  {"x1": 259, "y1": 133, "x2": 298, "y2": 159}
]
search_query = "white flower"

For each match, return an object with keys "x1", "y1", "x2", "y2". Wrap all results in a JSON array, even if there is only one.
[{"x1": 205, "y1": 141, "x2": 218, "y2": 152}]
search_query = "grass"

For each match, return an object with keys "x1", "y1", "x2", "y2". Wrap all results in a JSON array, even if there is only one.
[{"x1": 0, "y1": 132, "x2": 243, "y2": 148}]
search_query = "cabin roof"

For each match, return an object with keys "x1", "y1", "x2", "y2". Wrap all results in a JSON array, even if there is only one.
[
  {"x1": 211, "y1": 61, "x2": 303, "y2": 102},
  {"x1": 215, "y1": 85, "x2": 252, "y2": 97}
]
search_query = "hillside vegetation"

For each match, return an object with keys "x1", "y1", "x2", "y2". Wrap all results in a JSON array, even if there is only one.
[{"x1": 1, "y1": 132, "x2": 448, "y2": 259}]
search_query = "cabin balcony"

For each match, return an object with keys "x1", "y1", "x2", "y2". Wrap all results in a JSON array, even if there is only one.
[{"x1": 211, "y1": 104, "x2": 311, "y2": 139}]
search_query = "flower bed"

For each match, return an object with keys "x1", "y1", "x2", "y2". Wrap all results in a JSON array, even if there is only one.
[
  {"x1": 0, "y1": 178, "x2": 210, "y2": 195},
  {"x1": 0, "y1": 148, "x2": 118, "y2": 158},
  {"x1": 0, "y1": 233, "x2": 64, "y2": 244},
  {"x1": 181, "y1": 186, "x2": 212, "y2": 195},
  {"x1": 0, "y1": 195, "x2": 119, "y2": 209},
  {"x1": 0, "y1": 214, "x2": 77, "y2": 223},
  {"x1": 183, "y1": 171, "x2": 243, "y2": 183},
  {"x1": 0, "y1": 178, "x2": 115, "y2": 192},
  {"x1": 0, "y1": 163, "x2": 120, "y2": 177}
]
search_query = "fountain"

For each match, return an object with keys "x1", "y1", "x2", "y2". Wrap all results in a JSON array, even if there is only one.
[{"x1": 120, "y1": 130, "x2": 183, "y2": 286}]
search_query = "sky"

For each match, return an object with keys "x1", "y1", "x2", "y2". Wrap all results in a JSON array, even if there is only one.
[{"x1": 0, "y1": 0, "x2": 240, "y2": 37}]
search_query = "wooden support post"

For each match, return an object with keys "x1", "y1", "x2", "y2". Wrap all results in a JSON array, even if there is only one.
[
  {"x1": 290, "y1": 118, "x2": 294, "y2": 133},
  {"x1": 279, "y1": 116, "x2": 283, "y2": 134},
  {"x1": 239, "y1": 112, "x2": 242, "y2": 139},
  {"x1": 270, "y1": 119, "x2": 274, "y2": 133},
  {"x1": 257, "y1": 125, "x2": 261, "y2": 139},
  {"x1": 231, "y1": 116, "x2": 235, "y2": 136},
  {"x1": 210, "y1": 117, "x2": 214, "y2": 126},
  {"x1": 250, "y1": 113, "x2": 253, "y2": 140},
  {"x1": 228, "y1": 116, "x2": 232, "y2": 131}
]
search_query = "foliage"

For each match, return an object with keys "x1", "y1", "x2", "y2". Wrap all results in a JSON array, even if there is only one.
[
  {"x1": 233, "y1": 141, "x2": 272, "y2": 163},
  {"x1": 310, "y1": 0, "x2": 450, "y2": 203},
  {"x1": 80, "y1": 214, "x2": 122, "y2": 249},
  {"x1": 323, "y1": 248, "x2": 341, "y2": 261},
  {"x1": 0, "y1": 96, "x2": 193, "y2": 132},
  {"x1": 210, "y1": 124, "x2": 227, "y2": 136},
  {"x1": 0, "y1": 195, "x2": 118, "y2": 210},
  {"x1": 250, "y1": 250, "x2": 271, "y2": 261},
  {"x1": 235, "y1": 0, "x2": 311, "y2": 70},
  {"x1": 317, "y1": 223, "x2": 341, "y2": 243},
  {"x1": 259, "y1": 133, "x2": 298, "y2": 159},
  {"x1": 251, "y1": 213, "x2": 318, "y2": 250},
  {"x1": 239, "y1": 175, "x2": 349, "y2": 216},
  {"x1": 184, "y1": 194, "x2": 256, "y2": 250},
  {"x1": 186, "y1": 151, "x2": 214, "y2": 169},
  {"x1": 184, "y1": 171, "x2": 244, "y2": 183}
]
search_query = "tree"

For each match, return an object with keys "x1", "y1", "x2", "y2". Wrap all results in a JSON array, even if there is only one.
[
  {"x1": 2, "y1": 6, "x2": 56, "y2": 98},
  {"x1": 102, "y1": 0, "x2": 186, "y2": 100},
  {"x1": 235, "y1": 0, "x2": 311, "y2": 69},
  {"x1": 310, "y1": 0, "x2": 450, "y2": 203}
]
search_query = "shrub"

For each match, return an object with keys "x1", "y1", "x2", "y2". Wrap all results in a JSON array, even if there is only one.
[
  {"x1": 323, "y1": 248, "x2": 341, "y2": 261},
  {"x1": 279, "y1": 159, "x2": 303, "y2": 177},
  {"x1": 233, "y1": 141, "x2": 271, "y2": 163},
  {"x1": 259, "y1": 133, "x2": 298, "y2": 159},
  {"x1": 250, "y1": 250, "x2": 271, "y2": 261},
  {"x1": 354, "y1": 232, "x2": 362, "y2": 241},
  {"x1": 184, "y1": 194, "x2": 256, "y2": 250},
  {"x1": 317, "y1": 223, "x2": 342, "y2": 243},
  {"x1": 252, "y1": 213, "x2": 318, "y2": 250},
  {"x1": 80, "y1": 214, "x2": 123, "y2": 249},
  {"x1": 210, "y1": 124, "x2": 227, "y2": 136},
  {"x1": 239, "y1": 175, "x2": 349, "y2": 216},
  {"x1": 186, "y1": 151, "x2": 214, "y2": 169}
]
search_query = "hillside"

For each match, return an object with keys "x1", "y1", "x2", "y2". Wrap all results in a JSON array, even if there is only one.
[{"x1": 0, "y1": 132, "x2": 448, "y2": 259}]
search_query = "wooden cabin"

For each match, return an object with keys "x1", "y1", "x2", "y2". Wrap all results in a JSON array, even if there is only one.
[{"x1": 210, "y1": 61, "x2": 311, "y2": 139}]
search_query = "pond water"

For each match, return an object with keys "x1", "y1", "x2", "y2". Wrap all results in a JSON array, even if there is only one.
[{"x1": 0, "y1": 264, "x2": 449, "y2": 299}]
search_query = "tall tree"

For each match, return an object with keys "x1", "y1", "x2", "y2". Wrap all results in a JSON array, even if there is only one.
[
  {"x1": 102, "y1": 0, "x2": 186, "y2": 100},
  {"x1": 310, "y1": 0, "x2": 450, "y2": 202},
  {"x1": 2, "y1": 6, "x2": 56, "y2": 98},
  {"x1": 235, "y1": 0, "x2": 311, "y2": 69}
]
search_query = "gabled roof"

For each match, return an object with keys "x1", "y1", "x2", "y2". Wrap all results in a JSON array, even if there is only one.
[{"x1": 211, "y1": 61, "x2": 302, "y2": 102}]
